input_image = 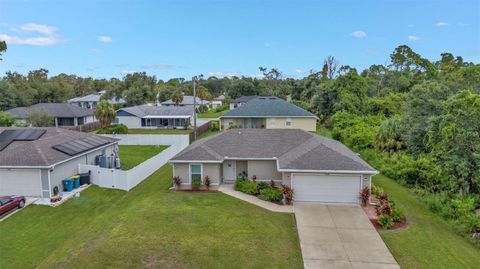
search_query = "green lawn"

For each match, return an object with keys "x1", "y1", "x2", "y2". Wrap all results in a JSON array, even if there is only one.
[
  {"x1": 195, "y1": 129, "x2": 220, "y2": 140},
  {"x1": 127, "y1": 128, "x2": 193, "y2": 134},
  {"x1": 198, "y1": 109, "x2": 228, "y2": 118},
  {"x1": 0, "y1": 165, "x2": 303, "y2": 269},
  {"x1": 118, "y1": 145, "x2": 168, "y2": 170},
  {"x1": 374, "y1": 174, "x2": 480, "y2": 269}
]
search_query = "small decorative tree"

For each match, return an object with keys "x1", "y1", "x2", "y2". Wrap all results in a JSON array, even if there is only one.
[
  {"x1": 281, "y1": 184, "x2": 294, "y2": 205},
  {"x1": 359, "y1": 186, "x2": 370, "y2": 206}
]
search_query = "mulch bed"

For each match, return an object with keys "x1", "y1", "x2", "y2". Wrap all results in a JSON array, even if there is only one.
[{"x1": 362, "y1": 202, "x2": 408, "y2": 231}]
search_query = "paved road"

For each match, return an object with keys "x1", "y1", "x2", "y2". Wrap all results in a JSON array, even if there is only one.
[{"x1": 294, "y1": 203, "x2": 400, "y2": 269}]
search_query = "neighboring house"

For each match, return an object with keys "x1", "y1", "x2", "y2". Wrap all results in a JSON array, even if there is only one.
[
  {"x1": 169, "y1": 129, "x2": 377, "y2": 204},
  {"x1": 0, "y1": 128, "x2": 118, "y2": 198},
  {"x1": 68, "y1": 90, "x2": 126, "y2": 109},
  {"x1": 115, "y1": 105, "x2": 194, "y2": 129},
  {"x1": 220, "y1": 96, "x2": 318, "y2": 131},
  {"x1": 210, "y1": 95, "x2": 225, "y2": 108},
  {"x1": 161, "y1": 95, "x2": 208, "y2": 107},
  {"x1": 229, "y1": 95, "x2": 257, "y2": 110},
  {"x1": 6, "y1": 103, "x2": 96, "y2": 127}
]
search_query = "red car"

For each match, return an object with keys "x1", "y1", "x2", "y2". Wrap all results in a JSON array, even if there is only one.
[{"x1": 0, "y1": 196, "x2": 26, "y2": 216}]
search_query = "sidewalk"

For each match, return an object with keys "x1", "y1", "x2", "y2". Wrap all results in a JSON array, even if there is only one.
[{"x1": 219, "y1": 184, "x2": 293, "y2": 213}]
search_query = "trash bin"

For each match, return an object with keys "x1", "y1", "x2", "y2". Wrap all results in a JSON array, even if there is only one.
[
  {"x1": 79, "y1": 172, "x2": 90, "y2": 185},
  {"x1": 70, "y1": 175, "x2": 80, "y2": 188},
  {"x1": 62, "y1": 178, "x2": 74, "y2": 192}
]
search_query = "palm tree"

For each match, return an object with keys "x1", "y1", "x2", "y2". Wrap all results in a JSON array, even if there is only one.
[
  {"x1": 171, "y1": 91, "x2": 183, "y2": 106},
  {"x1": 196, "y1": 86, "x2": 210, "y2": 106},
  {"x1": 95, "y1": 100, "x2": 116, "y2": 127}
]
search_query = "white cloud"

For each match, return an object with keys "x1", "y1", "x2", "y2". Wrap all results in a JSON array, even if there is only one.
[
  {"x1": 17, "y1": 23, "x2": 57, "y2": 35},
  {"x1": 0, "y1": 34, "x2": 59, "y2": 46},
  {"x1": 121, "y1": 70, "x2": 136, "y2": 75},
  {"x1": 351, "y1": 30, "x2": 367, "y2": 38},
  {"x1": 294, "y1": 69, "x2": 304, "y2": 74},
  {"x1": 0, "y1": 23, "x2": 60, "y2": 46},
  {"x1": 98, "y1": 35, "x2": 112, "y2": 43},
  {"x1": 407, "y1": 35, "x2": 420, "y2": 41},
  {"x1": 142, "y1": 64, "x2": 172, "y2": 70},
  {"x1": 208, "y1": 71, "x2": 241, "y2": 78},
  {"x1": 436, "y1": 22, "x2": 449, "y2": 27},
  {"x1": 90, "y1": 48, "x2": 101, "y2": 53}
]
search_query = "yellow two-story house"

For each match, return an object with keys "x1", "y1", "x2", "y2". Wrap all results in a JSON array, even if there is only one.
[{"x1": 220, "y1": 96, "x2": 318, "y2": 131}]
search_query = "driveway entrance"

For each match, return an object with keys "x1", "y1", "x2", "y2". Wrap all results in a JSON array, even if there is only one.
[{"x1": 294, "y1": 203, "x2": 399, "y2": 269}]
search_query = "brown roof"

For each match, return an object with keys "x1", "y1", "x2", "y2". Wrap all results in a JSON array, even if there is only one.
[{"x1": 0, "y1": 128, "x2": 118, "y2": 167}]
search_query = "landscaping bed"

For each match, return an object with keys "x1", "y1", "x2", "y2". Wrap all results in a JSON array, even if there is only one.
[
  {"x1": 233, "y1": 178, "x2": 293, "y2": 205},
  {"x1": 360, "y1": 184, "x2": 407, "y2": 230}
]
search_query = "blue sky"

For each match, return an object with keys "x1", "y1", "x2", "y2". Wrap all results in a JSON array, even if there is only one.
[{"x1": 0, "y1": 0, "x2": 479, "y2": 80}]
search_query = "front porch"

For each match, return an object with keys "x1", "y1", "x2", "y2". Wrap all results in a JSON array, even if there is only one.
[{"x1": 221, "y1": 159, "x2": 283, "y2": 184}]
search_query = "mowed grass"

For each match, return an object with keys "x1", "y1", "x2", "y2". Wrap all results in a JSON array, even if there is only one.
[
  {"x1": 198, "y1": 109, "x2": 228, "y2": 118},
  {"x1": 127, "y1": 128, "x2": 193, "y2": 134},
  {"x1": 374, "y1": 174, "x2": 480, "y2": 269},
  {"x1": 118, "y1": 145, "x2": 168, "y2": 170},
  {"x1": 0, "y1": 165, "x2": 303, "y2": 269}
]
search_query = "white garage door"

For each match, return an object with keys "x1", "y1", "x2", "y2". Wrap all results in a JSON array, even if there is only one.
[
  {"x1": 292, "y1": 174, "x2": 362, "y2": 204},
  {"x1": 0, "y1": 169, "x2": 42, "y2": 197}
]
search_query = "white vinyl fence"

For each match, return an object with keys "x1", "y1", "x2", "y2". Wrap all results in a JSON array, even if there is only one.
[{"x1": 79, "y1": 134, "x2": 189, "y2": 191}]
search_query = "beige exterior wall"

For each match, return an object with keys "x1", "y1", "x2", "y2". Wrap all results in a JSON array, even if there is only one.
[
  {"x1": 247, "y1": 160, "x2": 281, "y2": 181},
  {"x1": 236, "y1": 160, "x2": 247, "y2": 176},
  {"x1": 203, "y1": 163, "x2": 221, "y2": 184},
  {"x1": 173, "y1": 163, "x2": 222, "y2": 186},
  {"x1": 265, "y1": 117, "x2": 317, "y2": 131},
  {"x1": 282, "y1": 172, "x2": 292, "y2": 186}
]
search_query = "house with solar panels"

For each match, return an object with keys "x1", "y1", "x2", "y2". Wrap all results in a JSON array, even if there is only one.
[
  {"x1": 115, "y1": 105, "x2": 194, "y2": 129},
  {"x1": 0, "y1": 128, "x2": 118, "y2": 198}
]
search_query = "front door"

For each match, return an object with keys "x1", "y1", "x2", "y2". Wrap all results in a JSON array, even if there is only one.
[{"x1": 223, "y1": 160, "x2": 236, "y2": 182}]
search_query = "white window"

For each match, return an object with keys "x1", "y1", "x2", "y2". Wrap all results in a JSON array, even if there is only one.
[
  {"x1": 270, "y1": 118, "x2": 276, "y2": 125},
  {"x1": 228, "y1": 120, "x2": 233, "y2": 127},
  {"x1": 286, "y1": 118, "x2": 292, "y2": 126},
  {"x1": 190, "y1": 164, "x2": 202, "y2": 183}
]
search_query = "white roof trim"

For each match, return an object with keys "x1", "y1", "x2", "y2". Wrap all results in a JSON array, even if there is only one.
[
  {"x1": 143, "y1": 115, "x2": 191, "y2": 119},
  {"x1": 168, "y1": 160, "x2": 223, "y2": 164},
  {"x1": 278, "y1": 168, "x2": 378, "y2": 175}
]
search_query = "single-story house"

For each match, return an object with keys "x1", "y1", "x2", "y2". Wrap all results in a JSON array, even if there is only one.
[
  {"x1": 6, "y1": 103, "x2": 96, "y2": 127},
  {"x1": 211, "y1": 95, "x2": 225, "y2": 108},
  {"x1": 229, "y1": 95, "x2": 257, "y2": 110},
  {"x1": 169, "y1": 129, "x2": 377, "y2": 204},
  {"x1": 115, "y1": 105, "x2": 194, "y2": 129},
  {"x1": 0, "y1": 128, "x2": 118, "y2": 198},
  {"x1": 161, "y1": 95, "x2": 209, "y2": 107},
  {"x1": 67, "y1": 90, "x2": 126, "y2": 109},
  {"x1": 220, "y1": 96, "x2": 318, "y2": 132}
]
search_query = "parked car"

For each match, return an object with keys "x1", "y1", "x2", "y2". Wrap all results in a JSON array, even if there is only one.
[{"x1": 0, "y1": 196, "x2": 26, "y2": 216}]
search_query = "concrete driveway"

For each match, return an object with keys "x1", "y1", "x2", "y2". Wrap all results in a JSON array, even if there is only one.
[{"x1": 294, "y1": 203, "x2": 399, "y2": 269}]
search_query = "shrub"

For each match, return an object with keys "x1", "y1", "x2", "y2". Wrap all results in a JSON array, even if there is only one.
[
  {"x1": 281, "y1": 184, "x2": 294, "y2": 205},
  {"x1": 238, "y1": 171, "x2": 248, "y2": 180},
  {"x1": 173, "y1": 176, "x2": 181, "y2": 188},
  {"x1": 391, "y1": 206, "x2": 405, "y2": 223},
  {"x1": 259, "y1": 188, "x2": 283, "y2": 202},
  {"x1": 270, "y1": 180, "x2": 276, "y2": 188},
  {"x1": 210, "y1": 120, "x2": 219, "y2": 131},
  {"x1": 198, "y1": 104, "x2": 209, "y2": 113},
  {"x1": 191, "y1": 178, "x2": 201, "y2": 190},
  {"x1": 204, "y1": 175, "x2": 211, "y2": 189},
  {"x1": 378, "y1": 214, "x2": 394, "y2": 229},
  {"x1": 234, "y1": 178, "x2": 247, "y2": 190},
  {"x1": 97, "y1": 124, "x2": 128, "y2": 134},
  {"x1": 256, "y1": 182, "x2": 271, "y2": 192},
  {"x1": 377, "y1": 202, "x2": 393, "y2": 216},
  {"x1": 234, "y1": 178, "x2": 257, "y2": 195},
  {"x1": 252, "y1": 175, "x2": 257, "y2": 182},
  {"x1": 359, "y1": 186, "x2": 370, "y2": 206}
]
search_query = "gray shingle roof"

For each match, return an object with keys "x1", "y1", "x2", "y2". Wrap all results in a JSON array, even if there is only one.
[
  {"x1": 221, "y1": 97, "x2": 318, "y2": 118},
  {"x1": 161, "y1": 96, "x2": 207, "y2": 105},
  {"x1": 6, "y1": 103, "x2": 94, "y2": 119},
  {"x1": 68, "y1": 93, "x2": 126, "y2": 104},
  {"x1": 0, "y1": 128, "x2": 118, "y2": 167},
  {"x1": 117, "y1": 105, "x2": 194, "y2": 118},
  {"x1": 170, "y1": 129, "x2": 376, "y2": 173}
]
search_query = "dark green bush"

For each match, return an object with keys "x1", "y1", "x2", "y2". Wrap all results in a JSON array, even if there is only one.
[
  {"x1": 258, "y1": 188, "x2": 283, "y2": 202},
  {"x1": 378, "y1": 214, "x2": 394, "y2": 229},
  {"x1": 191, "y1": 178, "x2": 201, "y2": 190},
  {"x1": 97, "y1": 124, "x2": 128, "y2": 134},
  {"x1": 256, "y1": 182, "x2": 271, "y2": 192},
  {"x1": 234, "y1": 178, "x2": 257, "y2": 195}
]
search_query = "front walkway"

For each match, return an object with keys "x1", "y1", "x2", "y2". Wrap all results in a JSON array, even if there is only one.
[
  {"x1": 219, "y1": 184, "x2": 293, "y2": 213},
  {"x1": 294, "y1": 203, "x2": 399, "y2": 269}
]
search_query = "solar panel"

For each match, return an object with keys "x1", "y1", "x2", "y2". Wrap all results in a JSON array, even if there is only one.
[
  {"x1": 52, "y1": 136, "x2": 110, "y2": 156},
  {"x1": 0, "y1": 129, "x2": 46, "y2": 151}
]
